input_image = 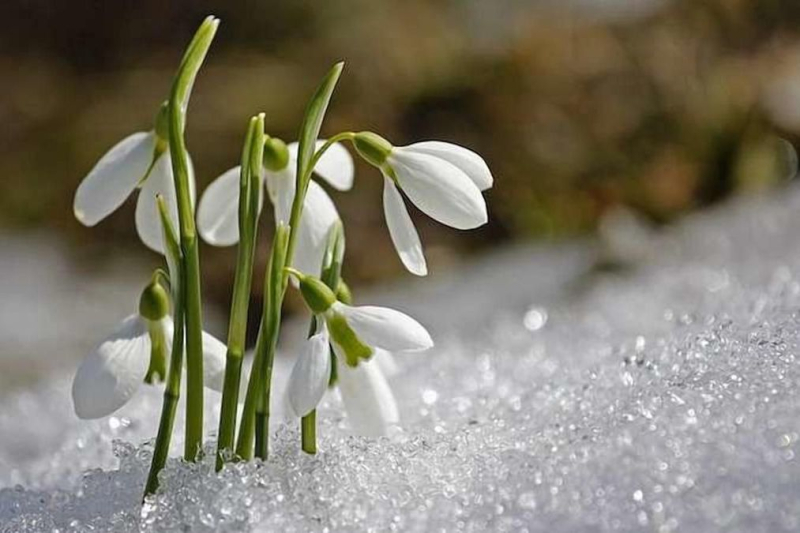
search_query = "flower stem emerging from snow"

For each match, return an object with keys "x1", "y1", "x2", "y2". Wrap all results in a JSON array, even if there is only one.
[
  {"x1": 167, "y1": 16, "x2": 219, "y2": 461},
  {"x1": 301, "y1": 221, "x2": 345, "y2": 454},
  {"x1": 144, "y1": 196, "x2": 185, "y2": 498},
  {"x1": 215, "y1": 114, "x2": 265, "y2": 471},
  {"x1": 254, "y1": 224, "x2": 290, "y2": 459},
  {"x1": 235, "y1": 62, "x2": 344, "y2": 460}
]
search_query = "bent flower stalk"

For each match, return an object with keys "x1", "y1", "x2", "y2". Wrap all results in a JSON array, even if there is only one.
[{"x1": 70, "y1": 15, "x2": 493, "y2": 498}]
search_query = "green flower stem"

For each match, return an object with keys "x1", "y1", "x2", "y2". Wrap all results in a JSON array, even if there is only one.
[
  {"x1": 143, "y1": 270, "x2": 184, "y2": 497},
  {"x1": 254, "y1": 224, "x2": 289, "y2": 459},
  {"x1": 215, "y1": 114, "x2": 265, "y2": 470},
  {"x1": 301, "y1": 222, "x2": 345, "y2": 454},
  {"x1": 144, "y1": 197, "x2": 186, "y2": 498},
  {"x1": 239, "y1": 128, "x2": 347, "y2": 459},
  {"x1": 236, "y1": 63, "x2": 345, "y2": 461},
  {"x1": 234, "y1": 328, "x2": 264, "y2": 460},
  {"x1": 167, "y1": 16, "x2": 219, "y2": 461}
]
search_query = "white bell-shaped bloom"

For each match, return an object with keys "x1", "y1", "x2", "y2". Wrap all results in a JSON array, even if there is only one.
[
  {"x1": 286, "y1": 326, "x2": 332, "y2": 418},
  {"x1": 326, "y1": 302, "x2": 431, "y2": 436},
  {"x1": 283, "y1": 296, "x2": 432, "y2": 435},
  {"x1": 73, "y1": 131, "x2": 193, "y2": 254},
  {"x1": 197, "y1": 140, "x2": 352, "y2": 275},
  {"x1": 285, "y1": 325, "x2": 402, "y2": 437},
  {"x1": 379, "y1": 141, "x2": 491, "y2": 276},
  {"x1": 71, "y1": 314, "x2": 226, "y2": 419}
]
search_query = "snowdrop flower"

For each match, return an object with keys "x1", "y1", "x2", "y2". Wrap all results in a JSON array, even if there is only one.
[
  {"x1": 71, "y1": 280, "x2": 226, "y2": 419},
  {"x1": 197, "y1": 138, "x2": 353, "y2": 275},
  {"x1": 285, "y1": 270, "x2": 432, "y2": 436},
  {"x1": 73, "y1": 104, "x2": 195, "y2": 254},
  {"x1": 353, "y1": 132, "x2": 493, "y2": 276}
]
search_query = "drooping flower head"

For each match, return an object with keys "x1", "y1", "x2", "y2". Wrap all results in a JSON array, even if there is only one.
[
  {"x1": 71, "y1": 277, "x2": 226, "y2": 419},
  {"x1": 285, "y1": 269, "x2": 433, "y2": 436},
  {"x1": 73, "y1": 102, "x2": 195, "y2": 254},
  {"x1": 197, "y1": 138, "x2": 353, "y2": 276},
  {"x1": 353, "y1": 132, "x2": 493, "y2": 276}
]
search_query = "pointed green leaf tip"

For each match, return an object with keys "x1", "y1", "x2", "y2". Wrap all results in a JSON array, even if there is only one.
[
  {"x1": 172, "y1": 16, "x2": 220, "y2": 111},
  {"x1": 295, "y1": 62, "x2": 345, "y2": 189}
]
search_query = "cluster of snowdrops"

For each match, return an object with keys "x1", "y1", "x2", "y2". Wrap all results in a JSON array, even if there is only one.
[{"x1": 69, "y1": 17, "x2": 493, "y2": 498}]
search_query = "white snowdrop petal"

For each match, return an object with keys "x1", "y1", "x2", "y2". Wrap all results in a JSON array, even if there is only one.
[
  {"x1": 405, "y1": 141, "x2": 493, "y2": 191},
  {"x1": 336, "y1": 358, "x2": 399, "y2": 437},
  {"x1": 374, "y1": 348, "x2": 400, "y2": 377},
  {"x1": 197, "y1": 166, "x2": 242, "y2": 246},
  {"x1": 288, "y1": 140, "x2": 354, "y2": 191},
  {"x1": 135, "y1": 153, "x2": 177, "y2": 254},
  {"x1": 382, "y1": 176, "x2": 427, "y2": 276},
  {"x1": 334, "y1": 302, "x2": 433, "y2": 352},
  {"x1": 135, "y1": 154, "x2": 198, "y2": 254},
  {"x1": 71, "y1": 315, "x2": 150, "y2": 419},
  {"x1": 74, "y1": 131, "x2": 155, "y2": 226},
  {"x1": 390, "y1": 150, "x2": 487, "y2": 230},
  {"x1": 293, "y1": 180, "x2": 340, "y2": 276},
  {"x1": 201, "y1": 330, "x2": 228, "y2": 392},
  {"x1": 266, "y1": 166, "x2": 296, "y2": 226},
  {"x1": 287, "y1": 331, "x2": 332, "y2": 417}
]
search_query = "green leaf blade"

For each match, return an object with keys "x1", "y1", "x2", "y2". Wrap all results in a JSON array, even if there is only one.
[{"x1": 295, "y1": 62, "x2": 344, "y2": 189}]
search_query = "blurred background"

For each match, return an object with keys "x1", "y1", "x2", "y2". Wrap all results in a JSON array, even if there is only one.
[{"x1": 2, "y1": 0, "x2": 800, "y2": 385}]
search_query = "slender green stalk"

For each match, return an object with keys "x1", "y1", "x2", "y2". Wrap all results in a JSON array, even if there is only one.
[
  {"x1": 167, "y1": 16, "x2": 219, "y2": 461},
  {"x1": 144, "y1": 274, "x2": 184, "y2": 497},
  {"x1": 254, "y1": 225, "x2": 290, "y2": 459},
  {"x1": 300, "y1": 222, "x2": 345, "y2": 454},
  {"x1": 144, "y1": 196, "x2": 186, "y2": 498},
  {"x1": 215, "y1": 115, "x2": 265, "y2": 470},
  {"x1": 234, "y1": 327, "x2": 264, "y2": 459},
  {"x1": 236, "y1": 62, "x2": 345, "y2": 461}
]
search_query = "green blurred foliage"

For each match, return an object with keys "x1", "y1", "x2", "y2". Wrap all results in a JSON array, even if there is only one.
[{"x1": 1, "y1": 0, "x2": 799, "y2": 308}]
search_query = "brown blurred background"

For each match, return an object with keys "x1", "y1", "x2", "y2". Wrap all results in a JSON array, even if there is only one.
[{"x1": 1, "y1": 0, "x2": 800, "y2": 317}]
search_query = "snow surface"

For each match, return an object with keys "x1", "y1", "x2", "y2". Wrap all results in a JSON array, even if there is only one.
[{"x1": 3, "y1": 184, "x2": 800, "y2": 532}]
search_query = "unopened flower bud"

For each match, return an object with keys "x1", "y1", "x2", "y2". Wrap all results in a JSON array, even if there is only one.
[
  {"x1": 139, "y1": 280, "x2": 170, "y2": 321},
  {"x1": 263, "y1": 137, "x2": 290, "y2": 171}
]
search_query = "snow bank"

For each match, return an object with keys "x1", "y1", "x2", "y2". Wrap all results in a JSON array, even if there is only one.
[{"x1": 3, "y1": 185, "x2": 800, "y2": 531}]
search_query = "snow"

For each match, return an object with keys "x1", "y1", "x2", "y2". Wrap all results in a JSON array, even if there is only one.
[{"x1": 3, "y1": 184, "x2": 800, "y2": 531}]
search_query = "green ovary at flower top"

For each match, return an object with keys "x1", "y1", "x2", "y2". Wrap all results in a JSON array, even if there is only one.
[
  {"x1": 285, "y1": 269, "x2": 433, "y2": 437},
  {"x1": 197, "y1": 138, "x2": 353, "y2": 277},
  {"x1": 72, "y1": 103, "x2": 197, "y2": 255},
  {"x1": 70, "y1": 277, "x2": 226, "y2": 420}
]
